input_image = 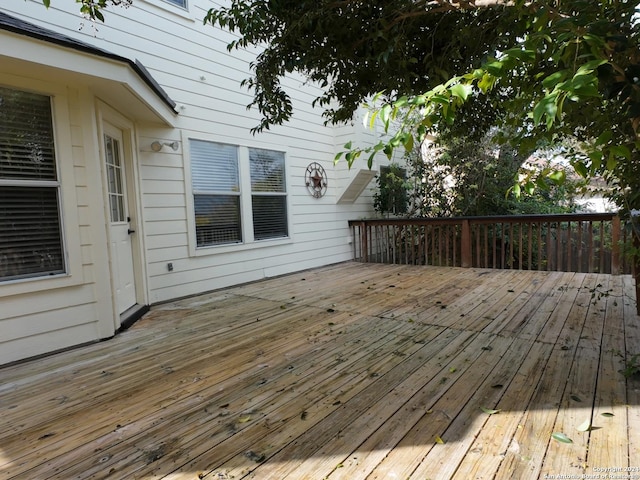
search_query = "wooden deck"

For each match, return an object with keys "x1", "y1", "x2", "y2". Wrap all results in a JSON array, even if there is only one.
[{"x1": 1, "y1": 262, "x2": 639, "y2": 480}]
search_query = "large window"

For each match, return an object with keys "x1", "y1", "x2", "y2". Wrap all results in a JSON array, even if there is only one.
[
  {"x1": 249, "y1": 148, "x2": 288, "y2": 240},
  {"x1": 0, "y1": 86, "x2": 65, "y2": 282},
  {"x1": 190, "y1": 140, "x2": 288, "y2": 248}
]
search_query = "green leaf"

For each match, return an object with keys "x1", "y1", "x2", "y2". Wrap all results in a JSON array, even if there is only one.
[
  {"x1": 368, "y1": 109, "x2": 379, "y2": 130},
  {"x1": 589, "y1": 150, "x2": 603, "y2": 170},
  {"x1": 610, "y1": 145, "x2": 631, "y2": 160},
  {"x1": 403, "y1": 133, "x2": 414, "y2": 152},
  {"x1": 548, "y1": 170, "x2": 566, "y2": 185},
  {"x1": 601, "y1": 412, "x2": 614, "y2": 417},
  {"x1": 435, "y1": 435, "x2": 445, "y2": 444},
  {"x1": 477, "y1": 73, "x2": 496, "y2": 93},
  {"x1": 575, "y1": 59, "x2": 608, "y2": 76},
  {"x1": 595, "y1": 130, "x2": 612, "y2": 146},
  {"x1": 42, "y1": 0, "x2": 51, "y2": 7},
  {"x1": 379, "y1": 104, "x2": 392, "y2": 130},
  {"x1": 431, "y1": 94, "x2": 450, "y2": 106},
  {"x1": 450, "y1": 83, "x2": 472, "y2": 102},
  {"x1": 532, "y1": 94, "x2": 558, "y2": 128},
  {"x1": 485, "y1": 60, "x2": 503, "y2": 76},
  {"x1": 502, "y1": 48, "x2": 536, "y2": 62},
  {"x1": 542, "y1": 71, "x2": 568, "y2": 90},
  {"x1": 334, "y1": 151, "x2": 344, "y2": 162},
  {"x1": 512, "y1": 183, "x2": 521, "y2": 198},
  {"x1": 573, "y1": 162, "x2": 588, "y2": 178},
  {"x1": 395, "y1": 96, "x2": 409, "y2": 108},
  {"x1": 480, "y1": 407, "x2": 501, "y2": 415},
  {"x1": 551, "y1": 432, "x2": 573, "y2": 444},
  {"x1": 367, "y1": 152, "x2": 375, "y2": 169},
  {"x1": 343, "y1": 141, "x2": 352, "y2": 150},
  {"x1": 524, "y1": 181, "x2": 535, "y2": 195}
]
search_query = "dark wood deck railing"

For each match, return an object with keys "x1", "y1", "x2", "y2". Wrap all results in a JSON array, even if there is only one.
[{"x1": 349, "y1": 213, "x2": 636, "y2": 275}]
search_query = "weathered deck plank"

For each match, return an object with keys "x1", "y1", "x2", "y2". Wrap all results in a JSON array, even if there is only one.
[{"x1": 0, "y1": 262, "x2": 636, "y2": 480}]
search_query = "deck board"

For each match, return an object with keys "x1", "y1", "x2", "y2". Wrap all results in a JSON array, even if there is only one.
[{"x1": 0, "y1": 262, "x2": 637, "y2": 480}]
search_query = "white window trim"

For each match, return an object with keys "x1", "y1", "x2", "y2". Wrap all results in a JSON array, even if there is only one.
[
  {"x1": 183, "y1": 131, "x2": 293, "y2": 257},
  {"x1": 139, "y1": 0, "x2": 195, "y2": 21},
  {"x1": 0, "y1": 75, "x2": 83, "y2": 297}
]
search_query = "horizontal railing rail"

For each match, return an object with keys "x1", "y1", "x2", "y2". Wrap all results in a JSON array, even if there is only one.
[{"x1": 349, "y1": 213, "x2": 636, "y2": 275}]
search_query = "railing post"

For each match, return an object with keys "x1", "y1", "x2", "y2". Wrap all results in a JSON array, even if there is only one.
[
  {"x1": 461, "y1": 219, "x2": 472, "y2": 268},
  {"x1": 611, "y1": 215, "x2": 621, "y2": 275},
  {"x1": 362, "y1": 222, "x2": 369, "y2": 263},
  {"x1": 634, "y1": 231, "x2": 640, "y2": 315}
]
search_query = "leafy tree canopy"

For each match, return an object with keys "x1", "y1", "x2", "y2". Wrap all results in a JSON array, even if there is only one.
[{"x1": 202, "y1": 0, "x2": 639, "y2": 216}]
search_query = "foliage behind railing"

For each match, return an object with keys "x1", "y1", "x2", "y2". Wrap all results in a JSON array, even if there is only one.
[{"x1": 349, "y1": 214, "x2": 635, "y2": 275}]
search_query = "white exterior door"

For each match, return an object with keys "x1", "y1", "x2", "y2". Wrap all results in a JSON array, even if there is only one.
[{"x1": 103, "y1": 125, "x2": 137, "y2": 314}]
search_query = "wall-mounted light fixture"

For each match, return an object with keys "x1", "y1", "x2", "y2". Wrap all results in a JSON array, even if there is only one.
[{"x1": 151, "y1": 141, "x2": 179, "y2": 152}]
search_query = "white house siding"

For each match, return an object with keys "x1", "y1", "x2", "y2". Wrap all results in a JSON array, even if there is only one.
[
  {"x1": 0, "y1": 77, "x2": 114, "y2": 365},
  {"x1": 0, "y1": 0, "x2": 381, "y2": 363}
]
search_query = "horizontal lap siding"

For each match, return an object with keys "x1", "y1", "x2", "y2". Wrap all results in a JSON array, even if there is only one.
[
  {"x1": 106, "y1": 1, "x2": 376, "y2": 301},
  {"x1": 3, "y1": 1, "x2": 377, "y2": 311},
  {"x1": 0, "y1": 85, "x2": 107, "y2": 364}
]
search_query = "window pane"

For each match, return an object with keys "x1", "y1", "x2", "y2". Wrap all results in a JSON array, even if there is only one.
[
  {"x1": 249, "y1": 148, "x2": 285, "y2": 193},
  {"x1": 191, "y1": 140, "x2": 239, "y2": 192},
  {"x1": 163, "y1": 0, "x2": 187, "y2": 8},
  {"x1": 194, "y1": 194, "x2": 241, "y2": 246},
  {"x1": 252, "y1": 195, "x2": 288, "y2": 240},
  {"x1": 0, "y1": 86, "x2": 57, "y2": 180},
  {"x1": 0, "y1": 186, "x2": 64, "y2": 281}
]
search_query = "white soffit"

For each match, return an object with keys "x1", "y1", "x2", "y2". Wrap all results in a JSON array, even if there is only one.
[
  {"x1": 337, "y1": 169, "x2": 378, "y2": 204},
  {"x1": 0, "y1": 30, "x2": 177, "y2": 126}
]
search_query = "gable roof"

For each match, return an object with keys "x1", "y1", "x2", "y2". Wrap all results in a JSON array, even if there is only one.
[{"x1": 0, "y1": 10, "x2": 177, "y2": 113}]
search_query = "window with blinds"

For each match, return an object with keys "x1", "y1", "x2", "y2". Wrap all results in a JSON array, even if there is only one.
[
  {"x1": 190, "y1": 140, "x2": 289, "y2": 248},
  {"x1": 249, "y1": 148, "x2": 287, "y2": 240},
  {"x1": 162, "y1": 0, "x2": 187, "y2": 9},
  {"x1": 190, "y1": 140, "x2": 242, "y2": 246},
  {"x1": 0, "y1": 86, "x2": 65, "y2": 282}
]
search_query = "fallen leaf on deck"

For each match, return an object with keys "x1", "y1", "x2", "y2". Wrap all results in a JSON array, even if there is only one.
[
  {"x1": 245, "y1": 451, "x2": 265, "y2": 463},
  {"x1": 480, "y1": 407, "x2": 501, "y2": 415},
  {"x1": 551, "y1": 432, "x2": 573, "y2": 443},
  {"x1": 601, "y1": 412, "x2": 614, "y2": 417},
  {"x1": 576, "y1": 420, "x2": 592, "y2": 432},
  {"x1": 435, "y1": 436, "x2": 445, "y2": 444},
  {"x1": 238, "y1": 416, "x2": 252, "y2": 423}
]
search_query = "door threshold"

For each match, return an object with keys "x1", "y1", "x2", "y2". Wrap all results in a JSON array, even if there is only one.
[{"x1": 118, "y1": 303, "x2": 149, "y2": 332}]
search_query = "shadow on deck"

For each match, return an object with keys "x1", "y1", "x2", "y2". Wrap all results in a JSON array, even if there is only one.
[{"x1": 1, "y1": 262, "x2": 639, "y2": 479}]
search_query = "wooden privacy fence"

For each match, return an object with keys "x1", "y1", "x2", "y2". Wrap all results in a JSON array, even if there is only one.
[{"x1": 349, "y1": 213, "x2": 636, "y2": 275}]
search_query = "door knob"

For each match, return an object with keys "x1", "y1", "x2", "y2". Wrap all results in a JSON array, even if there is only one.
[{"x1": 128, "y1": 228, "x2": 136, "y2": 235}]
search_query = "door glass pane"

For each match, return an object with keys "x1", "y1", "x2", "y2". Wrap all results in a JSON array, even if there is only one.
[{"x1": 104, "y1": 134, "x2": 125, "y2": 222}]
